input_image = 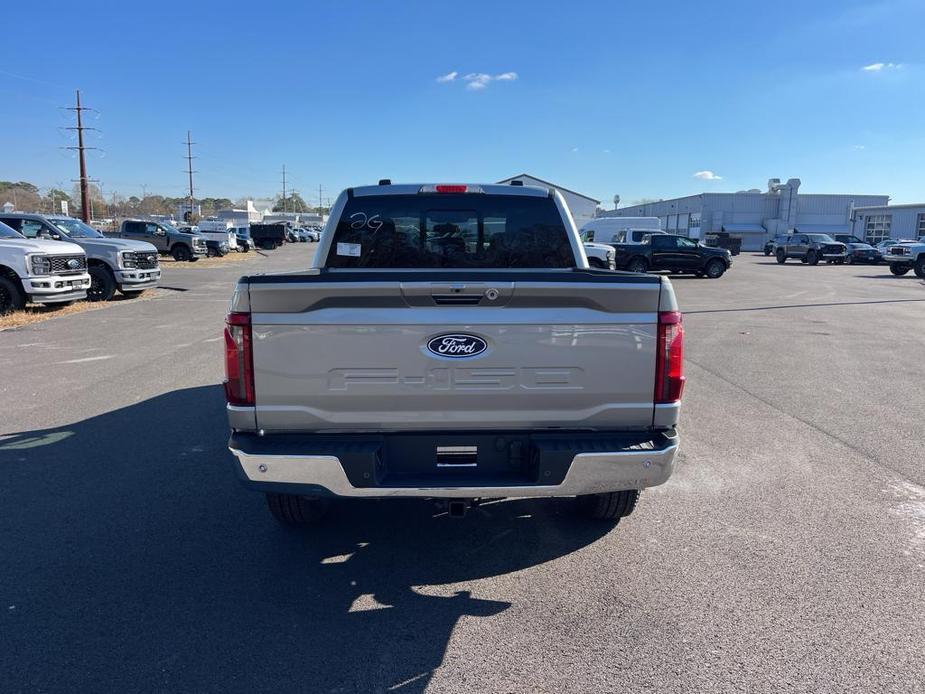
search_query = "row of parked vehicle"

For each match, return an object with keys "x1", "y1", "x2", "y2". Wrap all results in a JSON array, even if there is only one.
[
  {"x1": 0, "y1": 212, "x2": 162, "y2": 312},
  {"x1": 763, "y1": 232, "x2": 925, "y2": 276}
]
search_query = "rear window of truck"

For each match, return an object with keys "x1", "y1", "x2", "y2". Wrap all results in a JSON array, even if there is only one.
[{"x1": 325, "y1": 194, "x2": 575, "y2": 268}]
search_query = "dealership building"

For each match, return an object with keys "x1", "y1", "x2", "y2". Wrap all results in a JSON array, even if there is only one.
[
  {"x1": 498, "y1": 173, "x2": 601, "y2": 227},
  {"x1": 849, "y1": 203, "x2": 925, "y2": 244},
  {"x1": 600, "y1": 178, "x2": 891, "y2": 251}
]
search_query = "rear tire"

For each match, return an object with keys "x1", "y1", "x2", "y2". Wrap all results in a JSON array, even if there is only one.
[
  {"x1": 171, "y1": 245, "x2": 191, "y2": 262},
  {"x1": 626, "y1": 258, "x2": 648, "y2": 274},
  {"x1": 890, "y1": 263, "x2": 910, "y2": 276},
  {"x1": 0, "y1": 276, "x2": 25, "y2": 315},
  {"x1": 576, "y1": 489, "x2": 640, "y2": 521},
  {"x1": 266, "y1": 493, "x2": 330, "y2": 526},
  {"x1": 87, "y1": 266, "x2": 116, "y2": 302},
  {"x1": 776, "y1": 249, "x2": 786, "y2": 264}
]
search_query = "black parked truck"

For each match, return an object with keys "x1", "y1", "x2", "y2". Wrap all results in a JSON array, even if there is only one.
[
  {"x1": 612, "y1": 233, "x2": 732, "y2": 278},
  {"x1": 249, "y1": 222, "x2": 288, "y2": 250}
]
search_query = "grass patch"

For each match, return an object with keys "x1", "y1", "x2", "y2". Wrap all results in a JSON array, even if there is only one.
[{"x1": 0, "y1": 289, "x2": 166, "y2": 332}]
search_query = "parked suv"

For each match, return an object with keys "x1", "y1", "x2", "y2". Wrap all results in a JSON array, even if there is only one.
[
  {"x1": 0, "y1": 220, "x2": 90, "y2": 313},
  {"x1": 775, "y1": 234, "x2": 847, "y2": 265},
  {"x1": 119, "y1": 219, "x2": 206, "y2": 262},
  {"x1": 0, "y1": 212, "x2": 161, "y2": 302}
]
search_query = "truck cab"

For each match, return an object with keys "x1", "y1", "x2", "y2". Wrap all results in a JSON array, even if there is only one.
[
  {"x1": 0, "y1": 213, "x2": 161, "y2": 302},
  {"x1": 0, "y1": 220, "x2": 90, "y2": 313}
]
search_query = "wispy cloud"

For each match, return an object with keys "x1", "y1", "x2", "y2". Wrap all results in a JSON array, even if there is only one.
[
  {"x1": 854, "y1": 144, "x2": 866, "y2": 150},
  {"x1": 693, "y1": 170, "x2": 722, "y2": 181},
  {"x1": 571, "y1": 147, "x2": 579, "y2": 153},
  {"x1": 861, "y1": 62, "x2": 903, "y2": 72},
  {"x1": 602, "y1": 149, "x2": 611, "y2": 154},
  {"x1": 433, "y1": 72, "x2": 519, "y2": 90}
]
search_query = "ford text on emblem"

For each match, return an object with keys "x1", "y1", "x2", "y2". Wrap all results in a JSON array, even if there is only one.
[
  {"x1": 427, "y1": 334, "x2": 488, "y2": 358},
  {"x1": 67, "y1": 258, "x2": 80, "y2": 269}
]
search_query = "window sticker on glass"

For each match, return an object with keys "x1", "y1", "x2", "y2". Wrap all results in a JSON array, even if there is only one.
[{"x1": 337, "y1": 242, "x2": 362, "y2": 257}]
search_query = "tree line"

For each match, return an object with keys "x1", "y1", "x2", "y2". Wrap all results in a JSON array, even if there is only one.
[{"x1": 0, "y1": 181, "x2": 328, "y2": 220}]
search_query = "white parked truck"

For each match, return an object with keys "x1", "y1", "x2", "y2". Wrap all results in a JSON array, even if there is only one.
[
  {"x1": 224, "y1": 182, "x2": 684, "y2": 527},
  {"x1": 579, "y1": 217, "x2": 663, "y2": 245},
  {"x1": 0, "y1": 220, "x2": 91, "y2": 313},
  {"x1": 195, "y1": 219, "x2": 238, "y2": 250},
  {"x1": 884, "y1": 240, "x2": 925, "y2": 277}
]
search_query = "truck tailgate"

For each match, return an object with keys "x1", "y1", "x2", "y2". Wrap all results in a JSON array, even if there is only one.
[{"x1": 245, "y1": 270, "x2": 663, "y2": 433}]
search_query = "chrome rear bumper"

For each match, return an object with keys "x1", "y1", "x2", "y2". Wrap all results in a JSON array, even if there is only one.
[{"x1": 229, "y1": 433, "x2": 678, "y2": 498}]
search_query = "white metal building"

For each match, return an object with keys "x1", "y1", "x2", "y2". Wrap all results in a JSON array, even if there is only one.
[
  {"x1": 849, "y1": 203, "x2": 925, "y2": 244},
  {"x1": 216, "y1": 200, "x2": 262, "y2": 226},
  {"x1": 600, "y1": 178, "x2": 890, "y2": 251},
  {"x1": 497, "y1": 174, "x2": 600, "y2": 227}
]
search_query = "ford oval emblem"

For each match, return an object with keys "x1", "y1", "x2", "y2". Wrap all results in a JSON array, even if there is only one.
[
  {"x1": 67, "y1": 258, "x2": 80, "y2": 269},
  {"x1": 427, "y1": 333, "x2": 488, "y2": 358}
]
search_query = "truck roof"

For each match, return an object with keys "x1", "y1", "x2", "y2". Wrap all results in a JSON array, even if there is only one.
[{"x1": 350, "y1": 183, "x2": 551, "y2": 198}]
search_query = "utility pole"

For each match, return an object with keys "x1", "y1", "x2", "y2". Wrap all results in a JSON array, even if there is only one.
[
  {"x1": 281, "y1": 165, "x2": 287, "y2": 213},
  {"x1": 65, "y1": 90, "x2": 96, "y2": 223},
  {"x1": 184, "y1": 131, "x2": 197, "y2": 222},
  {"x1": 318, "y1": 183, "x2": 326, "y2": 211}
]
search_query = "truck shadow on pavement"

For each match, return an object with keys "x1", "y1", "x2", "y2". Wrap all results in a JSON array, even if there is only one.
[{"x1": 0, "y1": 385, "x2": 611, "y2": 693}]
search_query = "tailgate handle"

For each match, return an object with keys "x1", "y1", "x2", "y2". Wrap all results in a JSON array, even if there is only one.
[
  {"x1": 432, "y1": 294, "x2": 483, "y2": 305},
  {"x1": 436, "y1": 445, "x2": 478, "y2": 467}
]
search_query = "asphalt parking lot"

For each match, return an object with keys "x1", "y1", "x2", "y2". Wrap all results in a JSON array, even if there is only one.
[{"x1": 2, "y1": 247, "x2": 924, "y2": 693}]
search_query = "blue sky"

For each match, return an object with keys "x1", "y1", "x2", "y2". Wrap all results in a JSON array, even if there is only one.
[{"x1": 1, "y1": 0, "x2": 923, "y2": 207}]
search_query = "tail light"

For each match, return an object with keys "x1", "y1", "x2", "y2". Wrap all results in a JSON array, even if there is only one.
[
  {"x1": 654, "y1": 311, "x2": 685, "y2": 403},
  {"x1": 224, "y1": 312, "x2": 254, "y2": 405}
]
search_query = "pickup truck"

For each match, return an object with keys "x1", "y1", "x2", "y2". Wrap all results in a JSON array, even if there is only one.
[
  {"x1": 225, "y1": 182, "x2": 684, "y2": 527},
  {"x1": 249, "y1": 222, "x2": 288, "y2": 250},
  {"x1": 774, "y1": 234, "x2": 847, "y2": 265},
  {"x1": 612, "y1": 233, "x2": 731, "y2": 278},
  {"x1": 0, "y1": 220, "x2": 90, "y2": 313},
  {"x1": 0, "y1": 212, "x2": 161, "y2": 301},
  {"x1": 884, "y1": 240, "x2": 925, "y2": 277},
  {"x1": 119, "y1": 219, "x2": 207, "y2": 262}
]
